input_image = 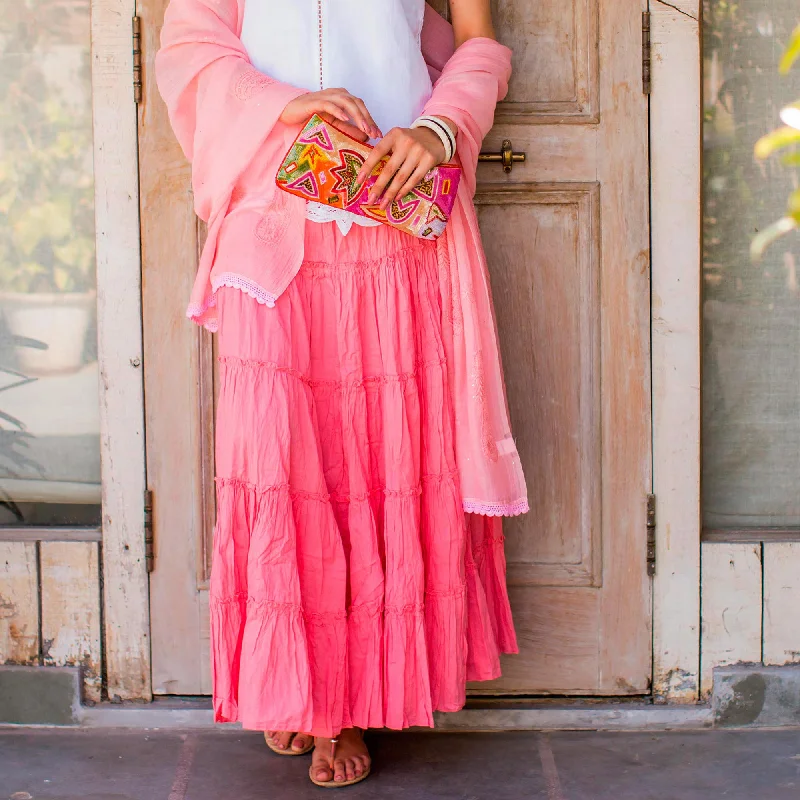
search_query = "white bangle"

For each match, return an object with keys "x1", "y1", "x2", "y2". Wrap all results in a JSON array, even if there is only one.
[{"x1": 411, "y1": 115, "x2": 456, "y2": 162}]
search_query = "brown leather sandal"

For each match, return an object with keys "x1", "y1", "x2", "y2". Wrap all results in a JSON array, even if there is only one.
[
  {"x1": 263, "y1": 731, "x2": 314, "y2": 756},
  {"x1": 308, "y1": 732, "x2": 371, "y2": 788}
]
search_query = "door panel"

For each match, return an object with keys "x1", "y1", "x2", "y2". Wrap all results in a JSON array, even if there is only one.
[
  {"x1": 141, "y1": 0, "x2": 652, "y2": 695},
  {"x1": 478, "y1": 186, "x2": 601, "y2": 589},
  {"x1": 494, "y1": 0, "x2": 598, "y2": 122}
]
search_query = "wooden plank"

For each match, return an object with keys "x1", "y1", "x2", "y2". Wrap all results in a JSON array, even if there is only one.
[
  {"x1": 92, "y1": 0, "x2": 151, "y2": 700},
  {"x1": 700, "y1": 543, "x2": 762, "y2": 696},
  {"x1": 654, "y1": 0, "x2": 698, "y2": 20},
  {"x1": 703, "y1": 529, "x2": 800, "y2": 544},
  {"x1": 650, "y1": 1, "x2": 702, "y2": 702},
  {"x1": 0, "y1": 528, "x2": 102, "y2": 543},
  {"x1": 763, "y1": 543, "x2": 800, "y2": 666},
  {"x1": 139, "y1": 0, "x2": 212, "y2": 694},
  {"x1": 40, "y1": 542, "x2": 102, "y2": 702},
  {"x1": 0, "y1": 542, "x2": 39, "y2": 664},
  {"x1": 595, "y1": 0, "x2": 652, "y2": 694}
]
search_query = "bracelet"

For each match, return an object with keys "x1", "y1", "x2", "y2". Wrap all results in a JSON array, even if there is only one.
[{"x1": 411, "y1": 115, "x2": 457, "y2": 163}]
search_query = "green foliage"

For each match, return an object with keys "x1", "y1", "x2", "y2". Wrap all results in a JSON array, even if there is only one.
[
  {"x1": 778, "y1": 23, "x2": 800, "y2": 73},
  {"x1": 0, "y1": 1, "x2": 96, "y2": 293},
  {"x1": 751, "y1": 22, "x2": 800, "y2": 260},
  {"x1": 702, "y1": 1, "x2": 800, "y2": 299}
]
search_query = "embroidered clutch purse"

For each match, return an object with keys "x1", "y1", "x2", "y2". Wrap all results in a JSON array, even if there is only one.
[{"x1": 276, "y1": 114, "x2": 461, "y2": 241}]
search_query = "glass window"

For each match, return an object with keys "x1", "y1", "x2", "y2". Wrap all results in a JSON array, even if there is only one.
[
  {"x1": 0, "y1": 1, "x2": 100, "y2": 527},
  {"x1": 703, "y1": 1, "x2": 800, "y2": 530}
]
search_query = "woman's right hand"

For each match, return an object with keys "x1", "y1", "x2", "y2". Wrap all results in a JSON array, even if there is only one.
[{"x1": 280, "y1": 89, "x2": 382, "y2": 141}]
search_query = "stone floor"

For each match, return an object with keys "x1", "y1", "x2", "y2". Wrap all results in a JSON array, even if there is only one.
[{"x1": 1, "y1": 727, "x2": 799, "y2": 799}]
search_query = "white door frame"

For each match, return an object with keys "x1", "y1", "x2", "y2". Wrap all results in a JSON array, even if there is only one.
[
  {"x1": 650, "y1": 0, "x2": 702, "y2": 702},
  {"x1": 92, "y1": 0, "x2": 151, "y2": 701}
]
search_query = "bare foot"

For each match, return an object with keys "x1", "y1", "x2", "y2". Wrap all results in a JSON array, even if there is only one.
[
  {"x1": 265, "y1": 730, "x2": 313, "y2": 753},
  {"x1": 311, "y1": 728, "x2": 371, "y2": 784}
]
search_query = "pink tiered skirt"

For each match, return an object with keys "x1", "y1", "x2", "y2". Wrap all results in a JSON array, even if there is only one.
[{"x1": 211, "y1": 220, "x2": 518, "y2": 737}]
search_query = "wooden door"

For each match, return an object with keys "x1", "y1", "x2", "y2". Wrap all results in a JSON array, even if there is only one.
[
  {"x1": 468, "y1": 0, "x2": 652, "y2": 694},
  {"x1": 140, "y1": 0, "x2": 652, "y2": 695}
]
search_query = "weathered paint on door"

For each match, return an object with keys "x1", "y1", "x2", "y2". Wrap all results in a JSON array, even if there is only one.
[{"x1": 140, "y1": 0, "x2": 652, "y2": 695}]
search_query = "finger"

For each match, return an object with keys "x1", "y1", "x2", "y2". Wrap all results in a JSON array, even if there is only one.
[
  {"x1": 368, "y1": 151, "x2": 407, "y2": 205},
  {"x1": 320, "y1": 101, "x2": 351, "y2": 123},
  {"x1": 394, "y1": 158, "x2": 436, "y2": 204},
  {"x1": 379, "y1": 153, "x2": 419, "y2": 209},
  {"x1": 319, "y1": 112, "x2": 368, "y2": 142},
  {"x1": 351, "y1": 96, "x2": 382, "y2": 138},
  {"x1": 331, "y1": 94, "x2": 371, "y2": 134},
  {"x1": 357, "y1": 132, "x2": 396, "y2": 187}
]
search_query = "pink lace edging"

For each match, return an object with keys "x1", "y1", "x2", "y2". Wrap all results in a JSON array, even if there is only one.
[{"x1": 462, "y1": 497, "x2": 529, "y2": 517}]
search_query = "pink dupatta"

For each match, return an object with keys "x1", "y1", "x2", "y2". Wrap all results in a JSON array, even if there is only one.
[{"x1": 155, "y1": 0, "x2": 528, "y2": 517}]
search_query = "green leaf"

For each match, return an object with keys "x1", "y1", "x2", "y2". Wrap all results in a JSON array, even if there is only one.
[
  {"x1": 750, "y1": 216, "x2": 799, "y2": 261},
  {"x1": 779, "y1": 24, "x2": 800, "y2": 75},
  {"x1": 53, "y1": 237, "x2": 94, "y2": 270},
  {"x1": 754, "y1": 126, "x2": 800, "y2": 159},
  {"x1": 11, "y1": 201, "x2": 72, "y2": 255},
  {"x1": 788, "y1": 189, "x2": 800, "y2": 217},
  {"x1": 780, "y1": 152, "x2": 800, "y2": 167}
]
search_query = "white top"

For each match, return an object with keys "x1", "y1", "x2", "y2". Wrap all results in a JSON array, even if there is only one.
[{"x1": 241, "y1": 0, "x2": 433, "y2": 234}]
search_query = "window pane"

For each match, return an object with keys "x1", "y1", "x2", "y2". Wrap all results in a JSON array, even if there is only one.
[
  {"x1": 703, "y1": 1, "x2": 800, "y2": 529},
  {"x1": 0, "y1": 1, "x2": 100, "y2": 526}
]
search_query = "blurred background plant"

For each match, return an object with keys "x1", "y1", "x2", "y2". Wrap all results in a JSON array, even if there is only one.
[
  {"x1": 750, "y1": 24, "x2": 800, "y2": 258},
  {"x1": 703, "y1": 1, "x2": 799, "y2": 303},
  {"x1": 0, "y1": 1, "x2": 95, "y2": 294}
]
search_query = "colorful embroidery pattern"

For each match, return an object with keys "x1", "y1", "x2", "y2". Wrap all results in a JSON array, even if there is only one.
[{"x1": 276, "y1": 114, "x2": 461, "y2": 241}]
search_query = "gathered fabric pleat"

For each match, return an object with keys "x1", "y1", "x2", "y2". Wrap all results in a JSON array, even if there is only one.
[{"x1": 210, "y1": 220, "x2": 518, "y2": 737}]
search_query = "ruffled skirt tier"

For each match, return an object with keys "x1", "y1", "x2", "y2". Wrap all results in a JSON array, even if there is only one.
[{"x1": 211, "y1": 220, "x2": 517, "y2": 736}]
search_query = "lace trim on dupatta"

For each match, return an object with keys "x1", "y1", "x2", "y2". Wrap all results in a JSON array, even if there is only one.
[{"x1": 462, "y1": 497, "x2": 530, "y2": 517}]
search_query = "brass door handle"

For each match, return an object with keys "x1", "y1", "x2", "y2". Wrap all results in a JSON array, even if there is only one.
[{"x1": 478, "y1": 140, "x2": 526, "y2": 173}]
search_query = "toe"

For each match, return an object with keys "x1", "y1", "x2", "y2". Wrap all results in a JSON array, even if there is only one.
[
  {"x1": 315, "y1": 764, "x2": 333, "y2": 783},
  {"x1": 345, "y1": 758, "x2": 356, "y2": 781},
  {"x1": 334, "y1": 757, "x2": 347, "y2": 782},
  {"x1": 292, "y1": 734, "x2": 310, "y2": 752},
  {"x1": 276, "y1": 731, "x2": 293, "y2": 750}
]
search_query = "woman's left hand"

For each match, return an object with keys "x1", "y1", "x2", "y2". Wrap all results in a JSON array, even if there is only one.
[{"x1": 355, "y1": 123, "x2": 456, "y2": 210}]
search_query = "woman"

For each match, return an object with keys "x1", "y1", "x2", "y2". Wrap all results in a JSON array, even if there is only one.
[{"x1": 156, "y1": 0, "x2": 528, "y2": 788}]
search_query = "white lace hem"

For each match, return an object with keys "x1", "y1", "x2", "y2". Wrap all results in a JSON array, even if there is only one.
[
  {"x1": 306, "y1": 201, "x2": 381, "y2": 235},
  {"x1": 211, "y1": 273, "x2": 278, "y2": 308},
  {"x1": 462, "y1": 497, "x2": 529, "y2": 517},
  {"x1": 186, "y1": 273, "x2": 280, "y2": 333}
]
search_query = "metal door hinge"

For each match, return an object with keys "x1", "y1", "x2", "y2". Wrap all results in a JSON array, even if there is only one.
[
  {"x1": 133, "y1": 16, "x2": 143, "y2": 104},
  {"x1": 646, "y1": 493, "x2": 656, "y2": 576},
  {"x1": 144, "y1": 489, "x2": 154, "y2": 572},
  {"x1": 642, "y1": 11, "x2": 652, "y2": 95}
]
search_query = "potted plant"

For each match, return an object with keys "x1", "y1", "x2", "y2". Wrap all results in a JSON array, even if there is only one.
[{"x1": 0, "y1": 1, "x2": 96, "y2": 375}]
